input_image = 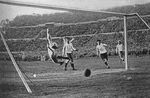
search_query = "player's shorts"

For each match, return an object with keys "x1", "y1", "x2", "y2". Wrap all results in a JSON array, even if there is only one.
[
  {"x1": 100, "y1": 52, "x2": 108, "y2": 61},
  {"x1": 67, "y1": 53, "x2": 73, "y2": 62},
  {"x1": 119, "y1": 51, "x2": 124, "y2": 58}
]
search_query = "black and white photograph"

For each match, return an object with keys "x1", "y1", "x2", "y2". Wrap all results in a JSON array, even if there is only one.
[{"x1": 0, "y1": 0, "x2": 150, "y2": 98}]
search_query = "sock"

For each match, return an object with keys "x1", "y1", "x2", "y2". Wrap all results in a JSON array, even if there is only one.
[
  {"x1": 105, "y1": 62, "x2": 108, "y2": 66},
  {"x1": 71, "y1": 63, "x2": 75, "y2": 70},
  {"x1": 65, "y1": 63, "x2": 68, "y2": 70},
  {"x1": 59, "y1": 61, "x2": 64, "y2": 65}
]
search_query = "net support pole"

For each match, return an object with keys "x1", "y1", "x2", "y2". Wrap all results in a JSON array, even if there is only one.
[
  {"x1": 135, "y1": 13, "x2": 150, "y2": 29},
  {"x1": 0, "y1": 31, "x2": 32, "y2": 93},
  {"x1": 124, "y1": 16, "x2": 128, "y2": 70}
]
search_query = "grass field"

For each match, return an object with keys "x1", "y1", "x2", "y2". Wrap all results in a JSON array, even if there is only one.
[{"x1": 0, "y1": 55, "x2": 150, "y2": 98}]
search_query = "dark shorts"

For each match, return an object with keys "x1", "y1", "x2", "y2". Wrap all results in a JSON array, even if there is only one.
[
  {"x1": 119, "y1": 51, "x2": 124, "y2": 58},
  {"x1": 51, "y1": 54, "x2": 69, "y2": 63},
  {"x1": 67, "y1": 53, "x2": 73, "y2": 62},
  {"x1": 100, "y1": 52, "x2": 108, "y2": 61}
]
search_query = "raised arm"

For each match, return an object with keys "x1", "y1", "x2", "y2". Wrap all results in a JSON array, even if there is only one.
[
  {"x1": 103, "y1": 44, "x2": 107, "y2": 47},
  {"x1": 46, "y1": 28, "x2": 53, "y2": 46},
  {"x1": 69, "y1": 38, "x2": 74, "y2": 43}
]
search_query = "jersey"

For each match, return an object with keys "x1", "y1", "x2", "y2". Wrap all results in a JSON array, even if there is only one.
[
  {"x1": 62, "y1": 41, "x2": 68, "y2": 56},
  {"x1": 96, "y1": 43, "x2": 107, "y2": 54},
  {"x1": 65, "y1": 43, "x2": 76, "y2": 53},
  {"x1": 116, "y1": 44, "x2": 123, "y2": 52}
]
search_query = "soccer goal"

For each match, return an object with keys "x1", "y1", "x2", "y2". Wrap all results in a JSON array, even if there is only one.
[{"x1": 123, "y1": 13, "x2": 150, "y2": 70}]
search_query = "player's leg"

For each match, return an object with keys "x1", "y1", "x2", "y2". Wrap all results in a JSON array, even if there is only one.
[
  {"x1": 67, "y1": 53, "x2": 76, "y2": 70},
  {"x1": 64, "y1": 60, "x2": 70, "y2": 71},
  {"x1": 120, "y1": 51, "x2": 124, "y2": 61},
  {"x1": 119, "y1": 51, "x2": 124, "y2": 62},
  {"x1": 57, "y1": 56, "x2": 69, "y2": 60},
  {"x1": 55, "y1": 55, "x2": 70, "y2": 65},
  {"x1": 101, "y1": 53, "x2": 110, "y2": 69},
  {"x1": 51, "y1": 55, "x2": 64, "y2": 65},
  {"x1": 48, "y1": 52, "x2": 67, "y2": 65},
  {"x1": 105, "y1": 53, "x2": 110, "y2": 69},
  {"x1": 118, "y1": 51, "x2": 122, "y2": 63},
  {"x1": 63, "y1": 53, "x2": 70, "y2": 71}
]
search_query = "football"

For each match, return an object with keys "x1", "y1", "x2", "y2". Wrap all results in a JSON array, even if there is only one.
[
  {"x1": 84, "y1": 69, "x2": 91, "y2": 77},
  {"x1": 33, "y1": 74, "x2": 36, "y2": 77}
]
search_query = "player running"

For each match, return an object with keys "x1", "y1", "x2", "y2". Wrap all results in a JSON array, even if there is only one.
[
  {"x1": 116, "y1": 40, "x2": 124, "y2": 62},
  {"x1": 62, "y1": 37, "x2": 78, "y2": 71},
  {"x1": 96, "y1": 40, "x2": 110, "y2": 69}
]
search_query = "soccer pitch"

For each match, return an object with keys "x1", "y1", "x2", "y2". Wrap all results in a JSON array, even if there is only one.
[{"x1": 0, "y1": 56, "x2": 150, "y2": 98}]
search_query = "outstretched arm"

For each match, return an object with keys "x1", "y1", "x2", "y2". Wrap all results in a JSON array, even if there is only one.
[
  {"x1": 103, "y1": 44, "x2": 107, "y2": 46},
  {"x1": 69, "y1": 38, "x2": 74, "y2": 43},
  {"x1": 46, "y1": 28, "x2": 53, "y2": 46}
]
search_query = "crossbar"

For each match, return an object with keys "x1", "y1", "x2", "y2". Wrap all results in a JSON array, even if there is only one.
[{"x1": 0, "y1": 0, "x2": 127, "y2": 15}]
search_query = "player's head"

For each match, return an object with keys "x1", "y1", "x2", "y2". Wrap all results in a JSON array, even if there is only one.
[
  {"x1": 64, "y1": 37, "x2": 68, "y2": 41},
  {"x1": 97, "y1": 40, "x2": 101, "y2": 45},
  {"x1": 52, "y1": 42, "x2": 58, "y2": 49},
  {"x1": 118, "y1": 40, "x2": 121, "y2": 44},
  {"x1": 65, "y1": 37, "x2": 70, "y2": 44}
]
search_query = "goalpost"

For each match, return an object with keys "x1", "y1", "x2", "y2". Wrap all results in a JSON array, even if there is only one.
[
  {"x1": 0, "y1": 30, "x2": 32, "y2": 93},
  {"x1": 123, "y1": 13, "x2": 150, "y2": 70},
  {"x1": 123, "y1": 16, "x2": 128, "y2": 70},
  {"x1": 0, "y1": 0, "x2": 150, "y2": 94}
]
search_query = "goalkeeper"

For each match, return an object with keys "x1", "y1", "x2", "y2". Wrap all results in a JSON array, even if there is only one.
[{"x1": 34, "y1": 28, "x2": 70, "y2": 65}]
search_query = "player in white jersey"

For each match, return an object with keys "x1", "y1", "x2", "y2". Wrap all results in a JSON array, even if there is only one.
[
  {"x1": 62, "y1": 37, "x2": 70, "y2": 70},
  {"x1": 116, "y1": 40, "x2": 124, "y2": 62},
  {"x1": 63, "y1": 37, "x2": 78, "y2": 71},
  {"x1": 96, "y1": 40, "x2": 110, "y2": 69}
]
